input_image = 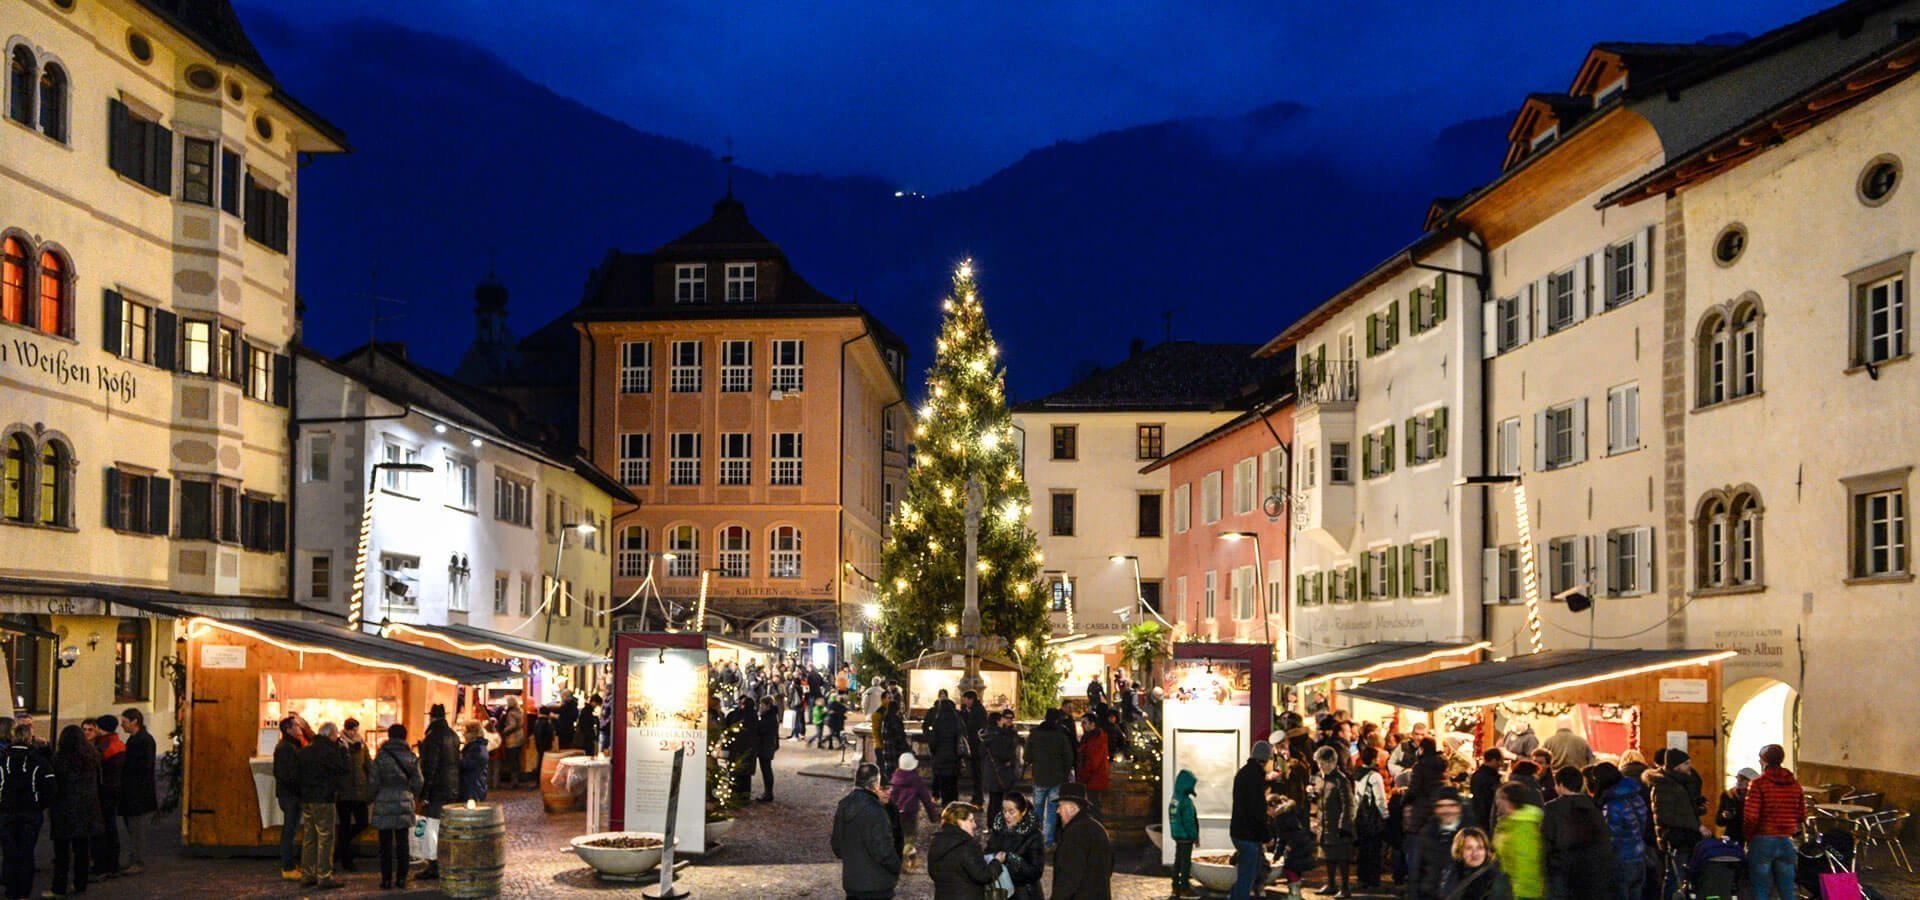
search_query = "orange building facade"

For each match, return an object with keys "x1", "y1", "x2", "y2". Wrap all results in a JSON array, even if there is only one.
[{"x1": 576, "y1": 199, "x2": 908, "y2": 654}]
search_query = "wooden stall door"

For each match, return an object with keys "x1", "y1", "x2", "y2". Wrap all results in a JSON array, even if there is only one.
[{"x1": 185, "y1": 639, "x2": 270, "y2": 849}]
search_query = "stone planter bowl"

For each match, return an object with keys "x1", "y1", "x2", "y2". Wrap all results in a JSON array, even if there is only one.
[
  {"x1": 1145, "y1": 823, "x2": 1164, "y2": 851},
  {"x1": 705, "y1": 818, "x2": 734, "y2": 843},
  {"x1": 1191, "y1": 853, "x2": 1242, "y2": 893},
  {"x1": 569, "y1": 832, "x2": 665, "y2": 877}
]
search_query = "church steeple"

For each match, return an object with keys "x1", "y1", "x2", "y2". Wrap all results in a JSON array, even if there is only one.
[{"x1": 455, "y1": 262, "x2": 520, "y2": 384}]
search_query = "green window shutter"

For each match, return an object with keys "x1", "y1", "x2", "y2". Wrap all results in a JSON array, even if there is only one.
[
  {"x1": 102, "y1": 290, "x2": 123, "y2": 355},
  {"x1": 1296, "y1": 574, "x2": 1308, "y2": 605},
  {"x1": 1434, "y1": 275, "x2": 1448, "y2": 322},
  {"x1": 1386, "y1": 546, "x2": 1401, "y2": 596},
  {"x1": 1362, "y1": 435, "x2": 1374, "y2": 478},
  {"x1": 1388, "y1": 300, "x2": 1400, "y2": 344},
  {"x1": 1366, "y1": 314, "x2": 1378, "y2": 357},
  {"x1": 1360, "y1": 557, "x2": 1372, "y2": 598},
  {"x1": 1409, "y1": 288, "x2": 1423, "y2": 332},
  {"x1": 1435, "y1": 537, "x2": 1450, "y2": 592},
  {"x1": 1349, "y1": 568, "x2": 1359, "y2": 601},
  {"x1": 1383, "y1": 425, "x2": 1396, "y2": 472},
  {"x1": 1405, "y1": 417, "x2": 1417, "y2": 466},
  {"x1": 1433, "y1": 408, "x2": 1449, "y2": 459}
]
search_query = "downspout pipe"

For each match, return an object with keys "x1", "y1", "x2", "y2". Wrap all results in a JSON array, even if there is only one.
[{"x1": 836, "y1": 325, "x2": 873, "y2": 662}]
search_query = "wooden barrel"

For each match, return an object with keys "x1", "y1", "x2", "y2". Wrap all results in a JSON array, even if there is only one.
[
  {"x1": 437, "y1": 802, "x2": 506, "y2": 897},
  {"x1": 1103, "y1": 760, "x2": 1158, "y2": 848},
  {"x1": 541, "y1": 749, "x2": 584, "y2": 813}
]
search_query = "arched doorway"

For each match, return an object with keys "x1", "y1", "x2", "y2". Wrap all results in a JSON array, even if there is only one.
[
  {"x1": 1724, "y1": 677, "x2": 1797, "y2": 789},
  {"x1": 749, "y1": 615, "x2": 819, "y2": 656}
]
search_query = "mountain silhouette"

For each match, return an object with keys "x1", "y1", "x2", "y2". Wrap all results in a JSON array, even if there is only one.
[{"x1": 244, "y1": 10, "x2": 1508, "y2": 400}]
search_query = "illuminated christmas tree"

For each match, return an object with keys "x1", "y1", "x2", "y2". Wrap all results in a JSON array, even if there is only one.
[{"x1": 870, "y1": 260, "x2": 1056, "y2": 712}]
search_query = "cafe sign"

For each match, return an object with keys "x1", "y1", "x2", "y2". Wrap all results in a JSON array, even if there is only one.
[{"x1": 0, "y1": 336, "x2": 139, "y2": 403}]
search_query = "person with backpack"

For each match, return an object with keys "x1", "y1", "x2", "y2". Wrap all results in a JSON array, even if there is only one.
[
  {"x1": 1353, "y1": 745, "x2": 1390, "y2": 892},
  {"x1": 1316, "y1": 745, "x2": 1358, "y2": 897},
  {"x1": 1644, "y1": 749, "x2": 1708, "y2": 895},
  {"x1": 1169, "y1": 769, "x2": 1200, "y2": 899},
  {"x1": 1591, "y1": 762, "x2": 1650, "y2": 900}
]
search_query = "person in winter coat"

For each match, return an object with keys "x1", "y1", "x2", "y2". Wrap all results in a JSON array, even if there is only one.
[
  {"x1": 927, "y1": 802, "x2": 1005, "y2": 900},
  {"x1": 116, "y1": 708, "x2": 159, "y2": 876},
  {"x1": 50, "y1": 725, "x2": 104, "y2": 898},
  {"x1": 833, "y1": 765, "x2": 904, "y2": 900},
  {"x1": 878, "y1": 700, "x2": 910, "y2": 782},
  {"x1": 371, "y1": 724, "x2": 424, "y2": 891},
  {"x1": 1742, "y1": 745, "x2": 1804, "y2": 900},
  {"x1": 1469, "y1": 749, "x2": 1505, "y2": 832},
  {"x1": 988, "y1": 791, "x2": 1047, "y2": 900},
  {"x1": 1228, "y1": 742, "x2": 1276, "y2": 900},
  {"x1": 1540, "y1": 767, "x2": 1612, "y2": 900},
  {"x1": 959, "y1": 692, "x2": 990, "y2": 804},
  {"x1": 1540, "y1": 717, "x2": 1593, "y2": 772},
  {"x1": 1169, "y1": 769, "x2": 1200, "y2": 899},
  {"x1": 334, "y1": 718, "x2": 375, "y2": 873},
  {"x1": 1492, "y1": 783, "x2": 1545, "y2": 900},
  {"x1": 754, "y1": 696, "x2": 782, "y2": 801},
  {"x1": 1052, "y1": 783, "x2": 1114, "y2": 900},
  {"x1": 980, "y1": 711, "x2": 1024, "y2": 815},
  {"x1": 575, "y1": 695, "x2": 602, "y2": 754},
  {"x1": 1353, "y1": 745, "x2": 1391, "y2": 891},
  {"x1": 497, "y1": 697, "x2": 527, "y2": 789},
  {"x1": 85, "y1": 715, "x2": 125, "y2": 880},
  {"x1": 555, "y1": 691, "x2": 578, "y2": 749},
  {"x1": 1591, "y1": 762, "x2": 1650, "y2": 900},
  {"x1": 925, "y1": 700, "x2": 964, "y2": 805},
  {"x1": 1714, "y1": 767, "x2": 1756, "y2": 844},
  {"x1": 459, "y1": 721, "x2": 491, "y2": 803},
  {"x1": 1437, "y1": 827, "x2": 1515, "y2": 900},
  {"x1": 1501, "y1": 719, "x2": 1540, "y2": 761},
  {"x1": 1413, "y1": 787, "x2": 1467, "y2": 900},
  {"x1": 1027, "y1": 709, "x2": 1077, "y2": 848},
  {"x1": 827, "y1": 694, "x2": 850, "y2": 750},
  {"x1": 890, "y1": 754, "x2": 939, "y2": 867},
  {"x1": 1644, "y1": 748, "x2": 1708, "y2": 889},
  {"x1": 272, "y1": 715, "x2": 309, "y2": 878},
  {"x1": 1075, "y1": 714, "x2": 1111, "y2": 818},
  {"x1": 417, "y1": 705, "x2": 462, "y2": 881},
  {"x1": 295, "y1": 722, "x2": 349, "y2": 889},
  {"x1": 0, "y1": 722, "x2": 54, "y2": 900},
  {"x1": 1315, "y1": 745, "x2": 1358, "y2": 896}
]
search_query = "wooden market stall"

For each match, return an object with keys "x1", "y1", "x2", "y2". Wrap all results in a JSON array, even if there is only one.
[
  {"x1": 1272, "y1": 640, "x2": 1490, "y2": 724},
  {"x1": 181, "y1": 617, "x2": 518, "y2": 854},
  {"x1": 1341, "y1": 648, "x2": 1737, "y2": 796},
  {"x1": 901, "y1": 651, "x2": 1021, "y2": 715},
  {"x1": 384, "y1": 621, "x2": 607, "y2": 709},
  {"x1": 1048, "y1": 633, "x2": 1125, "y2": 699},
  {"x1": 703, "y1": 633, "x2": 777, "y2": 672}
]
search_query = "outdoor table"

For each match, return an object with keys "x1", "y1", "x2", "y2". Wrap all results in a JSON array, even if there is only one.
[
  {"x1": 554, "y1": 755, "x2": 612, "y2": 834},
  {"x1": 1816, "y1": 803, "x2": 1874, "y2": 818}
]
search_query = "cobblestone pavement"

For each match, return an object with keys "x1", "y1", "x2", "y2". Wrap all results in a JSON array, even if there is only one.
[{"x1": 52, "y1": 738, "x2": 1920, "y2": 898}]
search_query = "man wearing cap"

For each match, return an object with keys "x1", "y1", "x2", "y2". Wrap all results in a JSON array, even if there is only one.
[
  {"x1": 1646, "y1": 748, "x2": 1709, "y2": 893},
  {"x1": 1052, "y1": 782, "x2": 1113, "y2": 900},
  {"x1": 1228, "y1": 741, "x2": 1276, "y2": 900},
  {"x1": 831, "y1": 764, "x2": 902, "y2": 900},
  {"x1": 1715, "y1": 767, "x2": 1758, "y2": 844}
]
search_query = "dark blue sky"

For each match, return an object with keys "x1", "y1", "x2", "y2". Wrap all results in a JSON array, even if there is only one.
[{"x1": 254, "y1": 1, "x2": 1824, "y2": 191}]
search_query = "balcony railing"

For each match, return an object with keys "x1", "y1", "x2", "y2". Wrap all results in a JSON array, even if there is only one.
[{"x1": 1298, "y1": 359, "x2": 1359, "y2": 406}]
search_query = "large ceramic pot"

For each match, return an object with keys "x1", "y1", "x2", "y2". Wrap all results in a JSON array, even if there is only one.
[
  {"x1": 569, "y1": 832, "x2": 665, "y2": 878},
  {"x1": 1191, "y1": 852, "x2": 1241, "y2": 893},
  {"x1": 1145, "y1": 823, "x2": 1164, "y2": 851},
  {"x1": 705, "y1": 817, "x2": 734, "y2": 844}
]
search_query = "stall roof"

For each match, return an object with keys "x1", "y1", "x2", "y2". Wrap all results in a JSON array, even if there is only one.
[
  {"x1": 192, "y1": 618, "x2": 521, "y2": 685},
  {"x1": 705, "y1": 634, "x2": 778, "y2": 656},
  {"x1": 1046, "y1": 633, "x2": 1124, "y2": 651},
  {"x1": 1271, "y1": 641, "x2": 1490, "y2": 687},
  {"x1": 387, "y1": 623, "x2": 606, "y2": 667},
  {"x1": 1339, "y1": 648, "x2": 1735, "y2": 711}
]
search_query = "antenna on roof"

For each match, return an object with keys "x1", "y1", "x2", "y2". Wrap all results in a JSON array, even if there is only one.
[
  {"x1": 359, "y1": 266, "x2": 408, "y2": 368},
  {"x1": 722, "y1": 135, "x2": 736, "y2": 200}
]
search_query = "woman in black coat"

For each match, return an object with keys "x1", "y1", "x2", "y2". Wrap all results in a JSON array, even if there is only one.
[
  {"x1": 879, "y1": 701, "x2": 910, "y2": 780},
  {"x1": 1315, "y1": 746, "x2": 1357, "y2": 896},
  {"x1": 925, "y1": 700, "x2": 963, "y2": 805},
  {"x1": 985, "y1": 792, "x2": 1045, "y2": 900},
  {"x1": 51, "y1": 725, "x2": 104, "y2": 896},
  {"x1": 926, "y1": 803, "x2": 1005, "y2": 900}
]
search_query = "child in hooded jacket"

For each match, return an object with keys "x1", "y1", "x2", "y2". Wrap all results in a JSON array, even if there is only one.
[
  {"x1": 1169, "y1": 769, "x2": 1200, "y2": 898},
  {"x1": 889, "y1": 752, "x2": 938, "y2": 871}
]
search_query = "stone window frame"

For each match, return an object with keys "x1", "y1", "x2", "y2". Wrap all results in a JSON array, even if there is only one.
[
  {"x1": 1857, "y1": 153, "x2": 1902, "y2": 208},
  {"x1": 1845, "y1": 252, "x2": 1912, "y2": 374},
  {"x1": 1843, "y1": 466, "x2": 1912, "y2": 585}
]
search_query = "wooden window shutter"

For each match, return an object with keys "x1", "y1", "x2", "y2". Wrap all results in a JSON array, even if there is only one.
[
  {"x1": 149, "y1": 121, "x2": 174, "y2": 195},
  {"x1": 1296, "y1": 574, "x2": 1308, "y2": 605},
  {"x1": 152, "y1": 309, "x2": 177, "y2": 370},
  {"x1": 1533, "y1": 411, "x2": 1548, "y2": 471},
  {"x1": 1636, "y1": 527, "x2": 1656, "y2": 592},
  {"x1": 1435, "y1": 537, "x2": 1449, "y2": 592},
  {"x1": 1433, "y1": 274, "x2": 1447, "y2": 322},
  {"x1": 1404, "y1": 417, "x2": 1417, "y2": 466},
  {"x1": 1521, "y1": 283, "x2": 1536, "y2": 343},
  {"x1": 1483, "y1": 548, "x2": 1500, "y2": 603},
  {"x1": 1409, "y1": 287, "x2": 1424, "y2": 331},
  {"x1": 1347, "y1": 567, "x2": 1358, "y2": 601},
  {"x1": 1366, "y1": 314, "x2": 1378, "y2": 357},
  {"x1": 1482, "y1": 299, "x2": 1499, "y2": 359},
  {"x1": 1387, "y1": 300, "x2": 1400, "y2": 343},
  {"x1": 1433, "y1": 408, "x2": 1449, "y2": 459},
  {"x1": 1362, "y1": 434, "x2": 1374, "y2": 477},
  {"x1": 272, "y1": 352, "x2": 291, "y2": 407},
  {"x1": 102, "y1": 290, "x2": 122, "y2": 354},
  {"x1": 1572, "y1": 397, "x2": 1589, "y2": 464},
  {"x1": 1638, "y1": 226, "x2": 1656, "y2": 298},
  {"x1": 1386, "y1": 546, "x2": 1401, "y2": 596},
  {"x1": 1383, "y1": 424, "x2": 1396, "y2": 472},
  {"x1": 1359, "y1": 556, "x2": 1372, "y2": 598},
  {"x1": 1595, "y1": 532, "x2": 1615, "y2": 597},
  {"x1": 108, "y1": 99, "x2": 134, "y2": 179},
  {"x1": 147, "y1": 475, "x2": 170, "y2": 536},
  {"x1": 104, "y1": 468, "x2": 124, "y2": 530}
]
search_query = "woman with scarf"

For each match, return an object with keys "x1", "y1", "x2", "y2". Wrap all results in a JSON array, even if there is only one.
[{"x1": 986, "y1": 791, "x2": 1045, "y2": 899}]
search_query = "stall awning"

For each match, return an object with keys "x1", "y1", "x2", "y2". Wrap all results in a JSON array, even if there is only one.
[
  {"x1": 1272, "y1": 641, "x2": 1489, "y2": 687},
  {"x1": 192, "y1": 618, "x2": 521, "y2": 685},
  {"x1": 1340, "y1": 649, "x2": 1735, "y2": 711},
  {"x1": 705, "y1": 634, "x2": 777, "y2": 657},
  {"x1": 386, "y1": 622, "x2": 606, "y2": 667},
  {"x1": 1046, "y1": 633, "x2": 1124, "y2": 652}
]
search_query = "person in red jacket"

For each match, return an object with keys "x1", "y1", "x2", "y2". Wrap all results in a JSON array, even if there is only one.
[
  {"x1": 1075, "y1": 714, "x2": 1111, "y2": 819},
  {"x1": 1741, "y1": 744, "x2": 1804, "y2": 900}
]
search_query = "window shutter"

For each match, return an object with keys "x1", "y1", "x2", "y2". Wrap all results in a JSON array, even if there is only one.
[
  {"x1": 1296, "y1": 574, "x2": 1308, "y2": 606},
  {"x1": 1404, "y1": 417, "x2": 1417, "y2": 466},
  {"x1": 1383, "y1": 425, "x2": 1396, "y2": 472},
  {"x1": 147, "y1": 475, "x2": 170, "y2": 536},
  {"x1": 104, "y1": 468, "x2": 123, "y2": 530},
  {"x1": 1572, "y1": 398, "x2": 1589, "y2": 464},
  {"x1": 1636, "y1": 527, "x2": 1655, "y2": 592},
  {"x1": 1433, "y1": 408, "x2": 1449, "y2": 459},
  {"x1": 1637, "y1": 226, "x2": 1655, "y2": 298},
  {"x1": 1433, "y1": 275, "x2": 1447, "y2": 322},
  {"x1": 152, "y1": 309, "x2": 177, "y2": 370},
  {"x1": 152, "y1": 123, "x2": 174, "y2": 195},
  {"x1": 1572, "y1": 537, "x2": 1589, "y2": 594},
  {"x1": 1387, "y1": 546, "x2": 1402, "y2": 597},
  {"x1": 1366, "y1": 314, "x2": 1378, "y2": 357},
  {"x1": 1387, "y1": 300, "x2": 1399, "y2": 343},
  {"x1": 270, "y1": 500, "x2": 288, "y2": 551},
  {"x1": 1595, "y1": 532, "x2": 1615, "y2": 597},
  {"x1": 1361, "y1": 435, "x2": 1373, "y2": 479},
  {"x1": 1482, "y1": 548, "x2": 1499, "y2": 604},
  {"x1": 1533, "y1": 411, "x2": 1547, "y2": 471},
  {"x1": 1482, "y1": 299, "x2": 1499, "y2": 359},
  {"x1": 1586, "y1": 252, "x2": 1604, "y2": 316},
  {"x1": 272, "y1": 352, "x2": 291, "y2": 407},
  {"x1": 1409, "y1": 288, "x2": 1423, "y2": 331},
  {"x1": 107, "y1": 99, "x2": 132, "y2": 178},
  {"x1": 1435, "y1": 537, "x2": 1450, "y2": 592},
  {"x1": 102, "y1": 290, "x2": 123, "y2": 354},
  {"x1": 1360, "y1": 557, "x2": 1372, "y2": 599},
  {"x1": 1521, "y1": 283, "x2": 1536, "y2": 343}
]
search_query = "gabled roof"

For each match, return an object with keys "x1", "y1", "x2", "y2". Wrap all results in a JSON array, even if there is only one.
[
  {"x1": 135, "y1": 1, "x2": 348, "y2": 151},
  {"x1": 1012, "y1": 342, "x2": 1291, "y2": 414},
  {"x1": 1570, "y1": 42, "x2": 1732, "y2": 98},
  {"x1": 1502, "y1": 93, "x2": 1595, "y2": 170},
  {"x1": 1620, "y1": 0, "x2": 1910, "y2": 101},
  {"x1": 1599, "y1": 33, "x2": 1920, "y2": 208},
  {"x1": 1254, "y1": 230, "x2": 1458, "y2": 357},
  {"x1": 657, "y1": 197, "x2": 779, "y2": 255},
  {"x1": 1137, "y1": 379, "x2": 1295, "y2": 475}
]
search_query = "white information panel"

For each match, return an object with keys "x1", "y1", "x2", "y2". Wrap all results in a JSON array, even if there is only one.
[
  {"x1": 621, "y1": 646, "x2": 709, "y2": 852},
  {"x1": 1160, "y1": 657, "x2": 1255, "y2": 865}
]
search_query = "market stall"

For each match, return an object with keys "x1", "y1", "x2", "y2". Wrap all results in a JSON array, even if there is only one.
[
  {"x1": 384, "y1": 621, "x2": 606, "y2": 710},
  {"x1": 703, "y1": 633, "x2": 777, "y2": 672},
  {"x1": 1047, "y1": 633, "x2": 1124, "y2": 700},
  {"x1": 181, "y1": 617, "x2": 519, "y2": 853},
  {"x1": 1272, "y1": 640, "x2": 1489, "y2": 726},
  {"x1": 1341, "y1": 648, "x2": 1736, "y2": 795},
  {"x1": 901, "y1": 651, "x2": 1020, "y2": 714}
]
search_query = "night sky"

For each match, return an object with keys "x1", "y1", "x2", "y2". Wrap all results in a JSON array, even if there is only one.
[{"x1": 242, "y1": 1, "x2": 1830, "y2": 400}]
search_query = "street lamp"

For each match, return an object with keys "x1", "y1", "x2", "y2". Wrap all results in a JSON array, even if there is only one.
[
  {"x1": 348, "y1": 461, "x2": 436, "y2": 633},
  {"x1": 1457, "y1": 475, "x2": 1544, "y2": 654},
  {"x1": 537, "y1": 521, "x2": 597, "y2": 645},
  {"x1": 1218, "y1": 532, "x2": 1274, "y2": 650},
  {"x1": 49, "y1": 641, "x2": 79, "y2": 738},
  {"x1": 1107, "y1": 554, "x2": 1173, "y2": 629}
]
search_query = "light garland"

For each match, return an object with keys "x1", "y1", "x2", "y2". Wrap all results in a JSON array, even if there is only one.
[
  {"x1": 1513, "y1": 482, "x2": 1545, "y2": 654},
  {"x1": 347, "y1": 482, "x2": 377, "y2": 632},
  {"x1": 1289, "y1": 641, "x2": 1492, "y2": 689},
  {"x1": 186, "y1": 618, "x2": 519, "y2": 687}
]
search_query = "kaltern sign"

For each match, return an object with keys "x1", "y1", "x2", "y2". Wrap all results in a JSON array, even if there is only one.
[{"x1": 0, "y1": 336, "x2": 140, "y2": 403}]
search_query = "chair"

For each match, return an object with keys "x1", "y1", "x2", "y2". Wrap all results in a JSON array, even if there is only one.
[
  {"x1": 1840, "y1": 790, "x2": 1884, "y2": 810},
  {"x1": 1851, "y1": 809, "x2": 1912, "y2": 873}
]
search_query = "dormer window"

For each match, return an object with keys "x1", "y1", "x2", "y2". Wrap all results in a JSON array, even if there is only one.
[
  {"x1": 725, "y1": 263, "x2": 756, "y2": 303},
  {"x1": 1530, "y1": 125, "x2": 1560, "y2": 151},
  {"x1": 675, "y1": 264, "x2": 706, "y2": 303},
  {"x1": 1594, "y1": 76, "x2": 1627, "y2": 106}
]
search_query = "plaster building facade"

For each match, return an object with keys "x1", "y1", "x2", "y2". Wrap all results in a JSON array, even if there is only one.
[
  {"x1": 1014, "y1": 342, "x2": 1281, "y2": 637},
  {"x1": 1256, "y1": 237, "x2": 1487, "y2": 660},
  {"x1": 575, "y1": 198, "x2": 908, "y2": 658},
  {"x1": 292, "y1": 345, "x2": 631, "y2": 697},
  {"x1": 0, "y1": 0, "x2": 341, "y2": 735}
]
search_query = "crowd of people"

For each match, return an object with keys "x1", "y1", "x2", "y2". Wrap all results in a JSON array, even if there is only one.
[{"x1": 0, "y1": 709, "x2": 159, "y2": 900}]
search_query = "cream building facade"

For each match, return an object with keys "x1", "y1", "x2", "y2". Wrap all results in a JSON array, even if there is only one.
[{"x1": 0, "y1": 0, "x2": 340, "y2": 735}]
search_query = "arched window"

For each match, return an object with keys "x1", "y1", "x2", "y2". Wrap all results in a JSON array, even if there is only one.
[
  {"x1": 1730, "y1": 491, "x2": 1762, "y2": 586},
  {"x1": 37, "y1": 439, "x2": 68, "y2": 526},
  {"x1": 1697, "y1": 312, "x2": 1729, "y2": 407},
  {"x1": 1, "y1": 236, "x2": 26, "y2": 325},
  {"x1": 769, "y1": 526, "x2": 801, "y2": 579},
  {"x1": 717, "y1": 525, "x2": 750, "y2": 578},
  {"x1": 1696, "y1": 489, "x2": 1763, "y2": 589},
  {"x1": 8, "y1": 46, "x2": 34, "y2": 126},
  {"x1": 616, "y1": 525, "x2": 651, "y2": 578},
  {"x1": 1696, "y1": 495, "x2": 1729, "y2": 588},
  {"x1": 36, "y1": 250, "x2": 66, "y2": 336},
  {"x1": 3, "y1": 433, "x2": 29, "y2": 523},
  {"x1": 37, "y1": 62, "x2": 65, "y2": 143},
  {"x1": 1730, "y1": 301, "x2": 1762, "y2": 399},
  {"x1": 665, "y1": 525, "x2": 698, "y2": 578},
  {"x1": 1698, "y1": 300, "x2": 1763, "y2": 408}
]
